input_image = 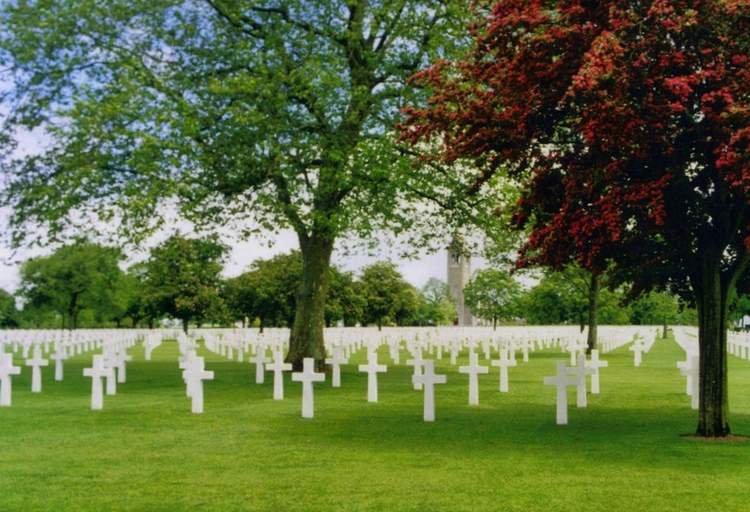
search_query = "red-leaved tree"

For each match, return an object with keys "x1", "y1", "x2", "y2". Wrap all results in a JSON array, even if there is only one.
[{"x1": 402, "y1": 0, "x2": 750, "y2": 437}]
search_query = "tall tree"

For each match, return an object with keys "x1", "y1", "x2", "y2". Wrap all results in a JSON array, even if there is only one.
[
  {"x1": 18, "y1": 241, "x2": 124, "y2": 329},
  {"x1": 419, "y1": 278, "x2": 456, "y2": 326},
  {"x1": 0, "y1": 289, "x2": 18, "y2": 328},
  {"x1": 359, "y1": 261, "x2": 415, "y2": 329},
  {"x1": 404, "y1": 1, "x2": 750, "y2": 437},
  {"x1": 143, "y1": 234, "x2": 226, "y2": 333},
  {"x1": 0, "y1": 1, "x2": 468, "y2": 368},
  {"x1": 463, "y1": 269, "x2": 521, "y2": 328}
]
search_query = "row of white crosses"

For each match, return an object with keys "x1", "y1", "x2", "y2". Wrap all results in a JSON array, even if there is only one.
[
  {"x1": 0, "y1": 330, "x2": 143, "y2": 406},
  {"x1": 727, "y1": 330, "x2": 750, "y2": 360},
  {"x1": 674, "y1": 327, "x2": 700, "y2": 410},
  {"x1": 543, "y1": 350, "x2": 609, "y2": 425},
  {"x1": 82, "y1": 341, "x2": 138, "y2": 410}
]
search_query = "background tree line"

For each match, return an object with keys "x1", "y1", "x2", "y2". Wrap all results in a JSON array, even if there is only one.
[
  {"x1": 3, "y1": 237, "x2": 457, "y2": 331},
  {"x1": 5, "y1": 236, "x2": 729, "y2": 332}
]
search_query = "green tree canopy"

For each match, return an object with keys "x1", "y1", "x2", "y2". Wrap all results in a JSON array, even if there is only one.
[
  {"x1": 359, "y1": 261, "x2": 416, "y2": 329},
  {"x1": 0, "y1": 0, "x2": 469, "y2": 366},
  {"x1": 18, "y1": 241, "x2": 125, "y2": 329},
  {"x1": 463, "y1": 269, "x2": 521, "y2": 328},
  {"x1": 143, "y1": 234, "x2": 226, "y2": 332},
  {"x1": 0, "y1": 288, "x2": 18, "y2": 328},
  {"x1": 417, "y1": 278, "x2": 456, "y2": 326}
]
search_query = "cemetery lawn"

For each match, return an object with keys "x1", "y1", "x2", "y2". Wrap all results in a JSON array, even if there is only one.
[{"x1": 1, "y1": 336, "x2": 749, "y2": 512}]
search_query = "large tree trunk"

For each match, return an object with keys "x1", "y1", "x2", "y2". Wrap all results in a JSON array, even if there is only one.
[
  {"x1": 286, "y1": 233, "x2": 334, "y2": 370},
  {"x1": 695, "y1": 258, "x2": 731, "y2": 437},
  {"x1": 181, "y1": 317, "x2": 189, "y2": 334},
  {"x1": 586, "y1": 272, "x2": 599, "y2": 354}
]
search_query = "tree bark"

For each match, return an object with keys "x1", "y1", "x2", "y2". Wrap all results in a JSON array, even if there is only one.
[
  {"x1": 694, "y1": 258, "x2": 731, "y2": 437},
  {"x1": 286, "y1": 233, "x2": 334, "y2": 370},
  {"x1": 586, "y1": 272, "x2": 599, "y2": 354},
  {"x1": 181, "y1": 317, "x2": 189, "y2": 334}
]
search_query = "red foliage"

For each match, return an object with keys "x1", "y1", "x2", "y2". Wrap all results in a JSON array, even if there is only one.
[{"x1": 402, "y1": 1, "x2": 750, "y2": 290}]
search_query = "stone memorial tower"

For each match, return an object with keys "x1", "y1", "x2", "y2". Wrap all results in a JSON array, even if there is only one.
[{"x1": 447, "y1": 238, "x2": 474, "y2": 326}]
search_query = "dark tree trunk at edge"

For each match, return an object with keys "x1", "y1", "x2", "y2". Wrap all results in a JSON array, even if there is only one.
[
  {"x1": 586, "y1": 272, "x2": 599, "y2": 354},
  {"x1": 695, "y1": 257, "x2": 731, "y2": 437},
  {"x1": 286, "y1": 233, "x2": 334, "y2": 370}
]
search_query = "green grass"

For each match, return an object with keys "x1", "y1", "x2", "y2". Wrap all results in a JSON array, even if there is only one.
[{"x1": 1, "y1": 334, "x2": 749, "y2": 511}]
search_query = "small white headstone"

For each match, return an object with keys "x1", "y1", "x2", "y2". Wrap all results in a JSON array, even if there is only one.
[
  {"x1": 266, "y1": 350, "x2": 292, "y2": 400},
  {"x1": 182, "y1": 355, "x2": 214, "y2": 414},
  {"x1": 51, "y1": 348, "x2": 66, "y2": 381},
  {"x1": 325, "y1": 345, "x2": 347, "y2": 388},
  {"x1": 544, "y1": 361, "x2": 578, "y2": 425},
  {"x1": 83, "y1": 355, "x2": 111, "y2": 411},
  {"x1": 406, "y1": 349, "x2": 424, "y2": 391},
  {"x1": 567, "y1": 354, "x2": 594, "y2": 408},
  {"x1": 358, "y1": 351, "x2": 387, "y2": 403},
  {"x1": 25, "y1": 345, "x2": 49, "y2": 393},
  {"x1": 412, "y1": 360, "x2": 447, "y2": 422},
  {"x1": 491, "y1": 348, "x2": 516, "y2": 393},
  {"x1": 291, "y1": 358, "x2": 325, "y2": 419},
  {"x1": 0, "y1": 353, "x2": 22, "y2": 406},
  {"x1": 254, "y1": 347, "x2": 267, "y2": 384},
  {"x1": 458, "y1": 351, "x2": 488, "y2": 406},
  {"x1": 585, "y1": 349, "x2": 608, "y2": 395}
]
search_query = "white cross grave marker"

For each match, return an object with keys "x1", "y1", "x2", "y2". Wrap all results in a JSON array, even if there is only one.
[
  {"x1": 291, "y1": 358, "x2": 325, "y2": 419},
  {"x1": 630, "y1": 337, "x2": 645, "y2": 367},
  {"x1": 0, "y1": 353, "x2": 21, "y2": 406},
  {"x1": 585, "y1": 349, "x2": 608, "y2": 395},
  {"x1": 25, "y1": 345, "x2": 49, "y2": 393},
  {"x1": 116, "y1": 348, "x2": 133, "y2": 383},
  {"x1": 406, "y1": 349, "x2": 424, "y2": 391},
  {"x1": 325, "y1": 345, "x2": 347, "y2": 388},
  {"x1": 412, "y1": 360, "x2": 447, "y2": 422},
  {"x1": 679, "y1": 355, "x2": 700, "y2": 410},
  {"x1": 83, "y1": 355, "x2": 111, "y2": 411},
  {"x1": 358, "y1": 351, "x2": 387, "y2": 403},
  {"x1": 543, "y1": 361, "x2": 578, "y2": 425},
  {"x1": 51, "y1": 347, "x2": 66, "y2": 381},
  {"x1": 266, "y1": 350, "x2": 292, "y2": 400},
  {"x1": 458, "y1": 351, "x2": 488, "y2": 406},
  {"x1": 567, "y1": 354, "x2": 595, "y2": 408},
  {"x1": 491, "y1": 348, "x2": 517, "y2": 393},
  {"x1": 182, "y1": 356, "x2": 214, "y2": 414},
  {"x1": 254, "y1": 346, "x2": 267, "y2": 384}
]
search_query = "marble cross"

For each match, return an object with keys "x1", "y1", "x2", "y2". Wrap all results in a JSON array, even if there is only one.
[
  {"x1": 254, "y1": 346, "x2": 267, "y2": 384},
  {"x1": 83, "y1": 355, "x2": 111, "y2": 411},
  {"x1": 567, "y1": 354, "x2": 595, "y2": 408},
  {"x1": 0, "y1": 353, "x2": 22, "y2": 407},
  {"x1": 544, "y1": 361, "x2": 579, "y2": 425},
  {"x1": 630, "y1": 338, "x2": 645, "y2": 367},
  {"x1": 182, "y1": 355, "x2": 214, "y2": 414},
  {"x1": 679, "y1": 355, "x2": 700, "y2": 410},
  {"x1": 115, "y1": 348, "x2": 133, "y2": 384},
  {"x1": 25, "y1": 345, "x2": 49, "y2": 393},
  {"x1": 51, "y1": 347, "x2": 66, "y2": 382},
  {"x1": 585, "y1": 349, "x2": 608, "y2": 394},
  {"x1": 491, "y1": 348, "x2": 517, "y2": 393},
  {"x1": 266, "y1": 350, "x2": 292, "y2": 400},
  {"x1": 325, "y1": 345, "x2": 347, "y2": 388},
  {"x1": 412, "y1": 360, "x2": 447, "y2": 422},
  {"x1": 291, "y1": 358, "x2": 325, "y2": 419},
  {"x1": 406, "y1": 348, "x2": 424, "y2": 391},
  {"x1": 358, "y1": 351, "x2": 387, "y2": 403},
  {"x1": 458, "y1": 351, "x2": 488, "y2": 406}
]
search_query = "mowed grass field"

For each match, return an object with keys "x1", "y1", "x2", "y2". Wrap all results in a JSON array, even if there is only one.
[{"x1": 1, "y1": 333, "x2": 749, "y2": 512}]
